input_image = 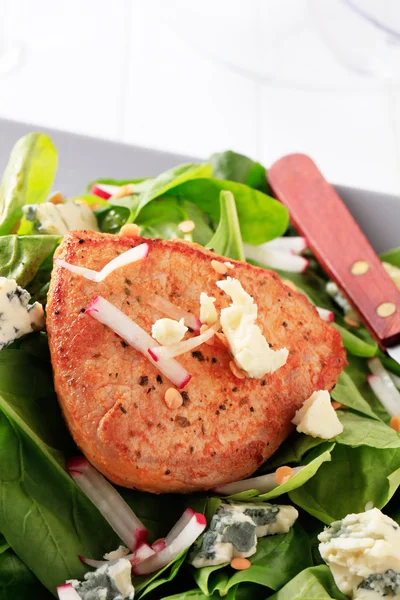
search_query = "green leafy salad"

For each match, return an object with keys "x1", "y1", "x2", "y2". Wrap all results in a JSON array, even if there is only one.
[{"x1": 0, "y1": 132, "x2": 400, "y2": 600}]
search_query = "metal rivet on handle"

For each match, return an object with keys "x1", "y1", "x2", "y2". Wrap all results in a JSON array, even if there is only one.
[
  {"x1": 351, "y1": 260, "x2": 370, "y2": 275},
  {"x1": 376, "y1": 302, "x2": 396, "y2": 318}
]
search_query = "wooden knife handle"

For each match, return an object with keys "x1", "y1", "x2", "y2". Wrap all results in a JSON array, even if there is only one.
[{"x1": 268, "y1": 153, "x2": 400, "y2": 348}]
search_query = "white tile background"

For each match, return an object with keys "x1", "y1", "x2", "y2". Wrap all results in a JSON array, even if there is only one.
[{"x1": 1, "y1": 0, "x2": 400, "y2": 194}]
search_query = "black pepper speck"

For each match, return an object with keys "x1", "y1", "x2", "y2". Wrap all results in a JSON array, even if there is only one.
[{"x1": 138, "y1": 375, "x2": 148, "y2": 386}]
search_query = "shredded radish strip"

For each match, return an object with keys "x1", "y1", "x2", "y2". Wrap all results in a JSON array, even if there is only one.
[
  {"x1": 145, "y1": 294, "x2": 201, "y2": 333},
  {"x1": 68, "y1": 457, "x2": 147, "y2": 550},
  {"x1": 132, "y1": 509, "x2": 206, "y2": 576},
  {"x1": 261, "y1": 236, "x2": 308, "y2": 254},
  {"x1": 367, "y1": 374, "x2": 400, "y2": 417},
  {"x1": 87, "y1": 296, "x2": 191, "y2": 388},
  {"x1": 149, "y1": 321, "x2": 220, "y2": 361},
  {"x1": 244, "y1": 244, "x2": 309, "y2": 273},
  {"x1": 131, "y1": 543, "x2": 156, "y2": 565},
  {"x1": 90, "y1": 183, "x2": 120, "y2": 199},
  {"x1": 316, "y1": 307, "x2": 335, "y2": 323},
  {"x1": 54, "y1": 243, "x2": 149, "y2": 283},
  {"x1": 57, "y1": 584, "x2": 82, "y2": 600},
  {"x1": 213, "y1": 466, "x2": 304, "y2": 496},
  {"x1": 78, "y1": 555, "x2": 120, "y2": 569},
  {"x1": 389, "y1": 371, "x2": 400, "y2": 390},
  {"x1": 165, "y1": 508, "x2": 196, "y2": 546}
]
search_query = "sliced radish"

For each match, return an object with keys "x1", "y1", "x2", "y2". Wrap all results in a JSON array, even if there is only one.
[
  {"x1": 316, "y1": 307, "x2": 335, "y2": 323},
  {"x1": 57, "y1": 584, "x2": 82, "y2": 600},
  {"x1": 78, "y1": 555, "x2": 115, "y2": 568},
  {"x1": 244, "y1": 244, "x2": 309, "y2": 273},
  {"x1": 389, "y1": 371, "x2": 400, "y2": 390},
  {"x1": 90, "y1": 183, "x2": 120, "y2": 199},
  {"x1": 213, "y1": 466, "x2": 304, "y2": 496},
  {"x1": 152, "y1": 539, "x2": 167, "y2": 553},
  {"x1": 149, "y1": 321, "x2": 220, "y2": 361},
  {"x1": 145, "y1": 294, "x2": 201, "y2": 333},
  {"x1": 132, "y1": 509, "x2": 206, "y2": 576},
  {"x1": 68, "y1": 457, "x2": 147, "y2": 550},
  {"x1": 261, "y1": 237, "x2": 308, "y2": 254},
  {"x1": 131, "y1": 543, "x2": 155, "y2": 565},
  {"x1": 54, "y1": 243, "x2": 148, "y2": 283},
  {"x1": 87, "y1": 296, "x2": 191, "y2": 389},
  {"x1": 367, "y1": 374, "x2": 400, "y2": 417}
]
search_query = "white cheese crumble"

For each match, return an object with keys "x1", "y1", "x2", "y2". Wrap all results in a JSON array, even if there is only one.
[
  {"x1": 191, "y1": 501, "x2": 298, "y2": 568},
  {"x1": 151, "y1": 317, "x2": 188, "y2": 345},
  {"x1": 103, "y1": 545, "x2": 130, "y2": 561},
  {"x1": 318, "y1": 509, "x2": 400, "y2": 599},
  {"x1": 0, "y1": 278, "x2": 44, "y2": 350},
  {"x1": 216, "y1": 277, "x2": 288, "y2": 378},
  {"x1": 199, "y1": 292, "x2": 218, "y2": 325},
  {"x1": 22, "y1": 200, "x2": 99, "y2": 235},
  {"x1": 70, "y1": 557, "x2": 135, "y2": 599},
  {"x1": 292, "y1": 390, "x2": 343, "y2": 439}
]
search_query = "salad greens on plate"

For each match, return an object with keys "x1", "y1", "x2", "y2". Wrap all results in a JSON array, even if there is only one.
[{"x1": 0, "y1": 133, "x2": 399, "y2": 599}]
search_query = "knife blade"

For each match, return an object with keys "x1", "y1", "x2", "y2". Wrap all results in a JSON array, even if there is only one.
[{"x1": 268, "y1": 153, "x2": 400, "y2": 364}]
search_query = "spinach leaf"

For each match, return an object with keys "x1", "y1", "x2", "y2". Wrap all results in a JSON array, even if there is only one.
[
  {"x1": 206, "y1": 191, "x2": 245, "y2": 261},
  {"x1": 0, "y1": 534, "x2": 9, "y2": 555},
  {"x1": 0, "y1": 133, "x2": 57, "y2": 235},
  {"x1": 336, "y1": 410, "x2": 400, "y2": 448},
  {"x1": 0, "y1": 349, "x2": 119, "y2": 594},
  {"x1": 109, "y1": 164, "x2": 212, "y2": 224},
  {"x1": 268, "y1": 565, "x2": 347, "y2": 600},
  {"x1": 289, "y1": 444, "x2": 400, "y2": 524},
  {"x1": 210, "y1": 150, "x2": 269, "y2": 194},
  {"x1": 380, "y1": 247, "x2": 400, "y2": 268},
  {"x1": 160, "y1": 591, "x2": 215, "y2": 600},
  {"x1": 169, "y1": 178, "x2": 289, "y2": 244},
  {"x1": 193, "y1": 523, "x2": 312, "y2": 597},
  {"x1": 331, "y1": 371, "x2": 381, "y2": 420},
  {"x1": 341, "y1": 355, "x2": 390, "y2": 422},
  {"x1": 0, "y1": 548, "x2": 53, "y2": 600},
  {"x1": 226, "y1": 443, "x2": 334, "y2": 502},
  {"x1": 378, "y1": 348, "x2": 400, "y2": 377},
  {"x1": 134, "y1": 551, "x2": 187, "y2": 598},
  {"x1": 332, "y1": 323, "x2": 377, "y2": 358},
  {"x1": 0, "y1": 235, "x2": 60, "y2": 288}
]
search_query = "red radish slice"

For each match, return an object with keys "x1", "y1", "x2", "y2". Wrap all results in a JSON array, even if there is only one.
[
  {"x1": 149, "y1": 321, "x2": 220, "y2": 361},
  {"x1": 165, "y1": 508, "x2": 196, "y2": 545},
  {"x1": 54, "y1": 243, "x2": 149, "y2": 283},
  {"x1": 213, "y1": 466, "x2": 304, "y2": 496},
  {"x1": 132, "y1": 510, "x2": 206, "y2": 576},
  {"x1": 78, "y1": 555, "x2": 116, "y2": 568},
  {"x1": 131, "y1": 543, "x2": 156, "y2": 565},
  {"x1": 389, "y1": 371, "x2": 400, "y2": 390},
  {"x1": 316, "y1": 307, "x2": 335, "y2": 323},
  {"x1": 145, "y1": 294, "x2": 201, "y2": 334},
  {"x1": 152, "y1": 539, "x2": 167, "y2": 553},
  {"x1": 367, "y1": 358, "x2": 400, "y2": 416},
  {"x1": 57, "y1": 584, "x2": 82, "y2": 600},
  {"x1": 262, "y1": 236, "x2": 308, "y2": 254},
  {"x1": 90, "y1": 183, "x2": 120, "y2": 199},
  {"x1": 87, "y1": 296, "x2": 191, "y2": 389},
  {"x1": 68, "y1": 457, "x2": 147, "y2": 550},
  {"x1": 244, "y1": 244, "x2": 309, "y2": 273}
]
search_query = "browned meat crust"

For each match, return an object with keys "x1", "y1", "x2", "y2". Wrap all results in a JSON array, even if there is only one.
[{"x1": 47, "y1": 231, "x2": 346, "y2": 493}]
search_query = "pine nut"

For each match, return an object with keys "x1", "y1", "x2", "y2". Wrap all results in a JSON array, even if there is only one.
[
  {"x1": 114, "y1": 184, "x2": 135, "y2": 199},
  {"x1": 229, "y1": 361, "x2": 246, "y2": 379},
  {"x1": 164, "y1": 388, "x2": 183, "y2": 410},
  {"x1": 211, "y1": 260, "x2": 228, "y2": 275},
  {"x1": 275, "y1": 465, "x2": 294, "y2": 486},
  {"x1": 331, "y1": 401, "x2": 343, "y2": 411},
  {"x1": 49, "y1": 191, "x2": 64, "y2": 205},
  {"x1": 120, "y1": 224, "x2": 141, "y2": 237},
  {"x1": 216, "y1": 332, "x2": 229, "y2": 349},
  {"x1": 390, "y1": 415, "x2": 400, "y2": 433},
  {"x1": 178, "y1": 220, "x2": 195, "y2": 233}
]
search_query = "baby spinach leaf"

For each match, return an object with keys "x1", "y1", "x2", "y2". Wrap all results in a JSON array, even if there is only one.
[
  {"x1": 331, "y1": 371, "x2": 380, "y2": 420},
  {"x1": 380, "y1": 246, "x2": 400, "y2": 268},
  {"x1": 0, "y1": 548, "x2": 53, "y2": 600},
  {"x1": 378, "y1": 348, "x2": 400, "y2": 377},
  {"x1": 206, "y1": 191, "x2": 245, "y2": 261},
  {"x1": 160, "y1": 591, "x2": 216, "y2": 600},
  {"x1": 332, "y1": 323, "x2": 377, "y2": 357},
  {"x1": 0, "y1": 235, "x2": 60, "y2": 288},
  {"x1": 134, "y1": 551, "x2": 188, "y2": 598},
  {"x1": 342, "y1": 354, "x2": 390, "y2": 422},
  {"x1": 226, "y1": 443, "x2": 334, "y2": 502},
  {"x1": 209, "y1": 150, "x2": 270, "y2": 194},
  {"x1": 0, "y1": 350, "x2": 119, "y2": 594},
  {"x1": 268, "y1": 565, "x2": 347, "y2": 600},
  {"x1": 0, "y1": 534, "x2": 9, "y2": 555},
  {"x1": 193, "y1": 523, "x2": 312, "y2": 597},
  {"x1": 169, "y1": 178, "x2": 289, "y2": 244},
  {"x1": 289, "y1": 444, "x2": 400, "y2": 524},
  {"x1": 0, "y1": 133, "x2": 57, "y2": 235},
  {"x1": 336, "y1": 410, "x2": 400, "y2": 448},
  {"x1": 261, "y1": 433, "x2": 326, "y2": 471}
]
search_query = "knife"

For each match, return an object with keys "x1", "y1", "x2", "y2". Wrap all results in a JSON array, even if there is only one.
[{"x1": 268, "y1": 153, "x2": 400, "y2": 365}]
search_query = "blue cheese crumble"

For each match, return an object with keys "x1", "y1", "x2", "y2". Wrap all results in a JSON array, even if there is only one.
[
  {"x1": 22, "y1": 200, "x2": 98, "y2": 235},
  {"x1": 69, "y1": 558, "x2": 134, "y2": 599},
  {"x1": 318, "y1": 508, "x2": 400, "y2": 599},
  {"x1": 0, "y1": 278, "x2": 44, "y2": 350},
  {"x1": 191, "y1": 501, "x2": 298, "y2": 568}
]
